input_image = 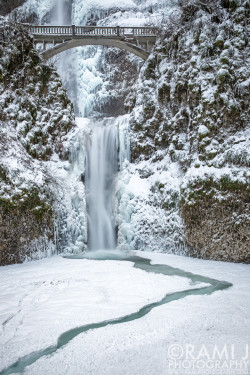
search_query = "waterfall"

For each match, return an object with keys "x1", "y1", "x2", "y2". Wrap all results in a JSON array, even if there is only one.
[
  {"x1": 57, "y1": 115, "x2": 129, "y2": 254},
  {"x1": 86, "y1": 119, "x2": 118, "y2": 250},
  {"x1": 54, "y1": 0, "x2": 65, "y2": 25}
]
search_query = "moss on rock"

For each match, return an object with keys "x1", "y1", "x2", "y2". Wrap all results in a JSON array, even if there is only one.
[{"x1": 180, "y1": 174, "x2": 250, "y2": 262}]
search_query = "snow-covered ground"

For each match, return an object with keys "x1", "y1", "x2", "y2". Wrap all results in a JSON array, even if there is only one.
[{"x1": 0, "y1": 251, "x2": 249, "y2": 375}]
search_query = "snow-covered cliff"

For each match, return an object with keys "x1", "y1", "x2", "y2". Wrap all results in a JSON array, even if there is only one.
[
  {"x1": 117, "y1": 0, "x2": 249, "y2": 262},
  {"x1": 0, "y1": 18, "x2": 76, "y2": 264}
]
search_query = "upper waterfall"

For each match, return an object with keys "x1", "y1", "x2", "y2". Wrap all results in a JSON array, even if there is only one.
[{"x1": 54, "y1": 0, "x2": 64, "y2": 25}]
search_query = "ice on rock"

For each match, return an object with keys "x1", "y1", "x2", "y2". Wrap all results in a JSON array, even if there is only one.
[
  {"x1": 117, "y1": 114, "x2": 131, "y2": 169},
  {"x1": 54, "y1": 118, "x2": 90, "y2": 253}
]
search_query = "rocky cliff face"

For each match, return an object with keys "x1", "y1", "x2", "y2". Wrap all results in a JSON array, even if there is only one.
[
  {"x1": 121, "y1": 0, "x2": 249, "y2": 262},
  {"x1": 0, "y1": 0, "x2": 26, "y2": 17},
  {"x1": 0, "y1": 19, "x2": 75, "y2": 265}
]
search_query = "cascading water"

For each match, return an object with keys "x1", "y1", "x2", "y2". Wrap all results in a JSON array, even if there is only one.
[
  {"x1": 54, "y1": 0, "x2": 64, "y2": 25},
  {"x1": 86, "y1": 119, "x2": 118, "y2": 250},
  {"x1": 56, "y1": 115, "x2": 129, "y2": 253}
]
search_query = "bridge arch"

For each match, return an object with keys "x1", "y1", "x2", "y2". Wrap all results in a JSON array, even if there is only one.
[
  {"x1": 28, "y1": 25, "x2": 157, "y2": 61},
  {"x1": 41, "y1": 38, "x2": 150, "y2": 60}
]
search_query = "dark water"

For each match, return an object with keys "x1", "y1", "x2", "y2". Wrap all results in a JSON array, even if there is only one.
[{"x1": 0, "y1": 251, "x2": 232, "y2": 375}]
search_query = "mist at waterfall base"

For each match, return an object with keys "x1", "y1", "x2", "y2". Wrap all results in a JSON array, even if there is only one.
[{"x1": 86, "y1": 119, "x2": 118, "y2": 251}]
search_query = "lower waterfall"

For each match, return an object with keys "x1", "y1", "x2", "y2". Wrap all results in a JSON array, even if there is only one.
[{"x1": 85, "y1": 118, "x2": 118, "y2": 250}]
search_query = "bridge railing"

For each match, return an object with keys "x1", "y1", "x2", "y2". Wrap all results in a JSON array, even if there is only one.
[
  {"x1": 28, "y1": 26, "x2": 72, "y2": 35},
  {"x1": 28, "y1": 25, "x2": 158, "y2": 37}
]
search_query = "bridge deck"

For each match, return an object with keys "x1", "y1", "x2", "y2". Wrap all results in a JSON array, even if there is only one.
[{"x1": 28, "y1": 25, "x2": 158, "y2": 38}]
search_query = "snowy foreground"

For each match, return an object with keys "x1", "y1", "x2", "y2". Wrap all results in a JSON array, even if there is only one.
[{"x1": 0, "y1": 251, "x2": 249, "y2": 375}]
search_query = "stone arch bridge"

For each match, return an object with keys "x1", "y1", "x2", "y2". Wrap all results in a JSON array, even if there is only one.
[{"x1": 28, "y1": 25, "x2": 158, "y2": 61}]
